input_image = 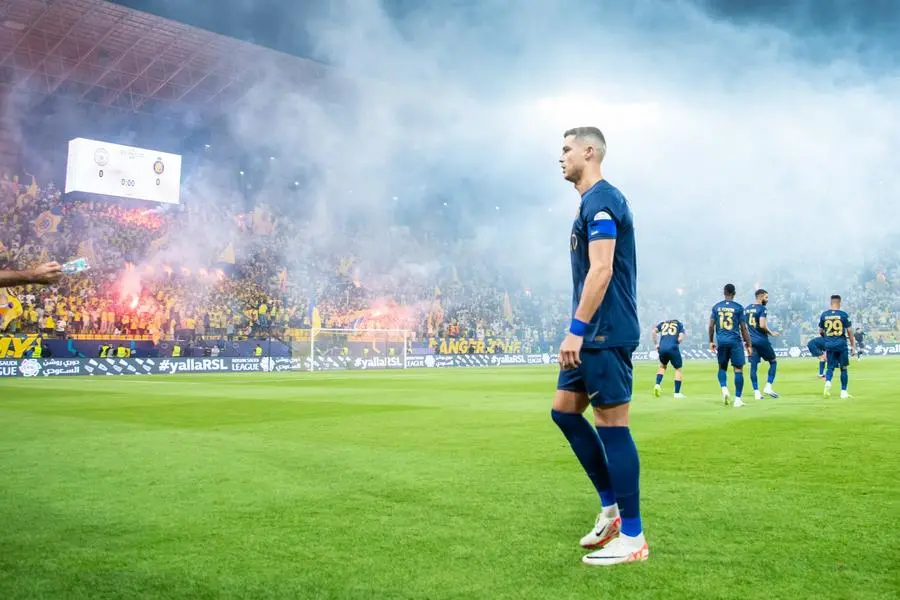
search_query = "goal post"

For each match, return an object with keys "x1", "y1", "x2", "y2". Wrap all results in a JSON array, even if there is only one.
[{"x1": 305, "y1": 328, "x2": 409, "y2": 372}]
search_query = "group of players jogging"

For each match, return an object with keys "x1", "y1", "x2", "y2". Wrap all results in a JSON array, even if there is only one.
[{"x1": 652, "y1": 285, "x2": 860, "y2": 405}]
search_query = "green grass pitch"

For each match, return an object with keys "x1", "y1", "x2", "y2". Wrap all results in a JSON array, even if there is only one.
[{"x1": 1, "y1": 358, "x2": 898, "y2": 600}]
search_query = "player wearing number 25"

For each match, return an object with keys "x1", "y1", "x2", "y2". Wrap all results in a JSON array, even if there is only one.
[
  {"x1": 818, "y1": 295, "x2": 855, "y2": 399},
  {"x1": 709, "y1": 283, "x2": 752, "y2": 407}
]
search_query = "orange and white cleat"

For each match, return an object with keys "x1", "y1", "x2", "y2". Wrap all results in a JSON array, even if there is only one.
[
  {"x1": 582, "y1": 533, "x2": 649, "y2": 566},
  {"x1": 579, "y1": 511, "x2": 621, "y2": 549}
]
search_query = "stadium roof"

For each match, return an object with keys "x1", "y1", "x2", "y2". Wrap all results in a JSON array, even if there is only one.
[{"x1": 0, "y1": 0, "x2": 341, "y2": 120}]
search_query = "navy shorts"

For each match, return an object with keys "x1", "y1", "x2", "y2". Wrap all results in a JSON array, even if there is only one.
[
  {"x1": 658, "y1": 347, "x2": 683, "y2": 369},
  {"x1": 716, "y1": 341, "x2": 745, "y2": 369},
  {"x1": 807, "y1": 340, "x2": 826, "y2": 357},
  {"x1": 750, "y1": 341, "x2": 776, "y2": 363},
  {"x1": 557, "y1": 346, "x2": 636, "y2": 407},
  {"x1": 826, "y1": 348, "x2": 849, "y2": 369}
]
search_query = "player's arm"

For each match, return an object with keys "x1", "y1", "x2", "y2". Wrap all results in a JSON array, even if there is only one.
[
  {"x1": 573, "y1": 238, "x2": 614, "y2": 324},
  {"x1": 708, "y1": 315, "x2": 716, "y2": 351},
  {"x1": 740, "y1": 320, "x2": 753, "y2": 355},
  {"x1": 759, "y1": 316, "x2": 779, "y2": 336},
  {"x1": 651, "y1": 325, "x2": 659, "y2": 348},
  {"x1": 561, "y1": 237, "x2": 613, "y2": 368},
  {"x1": 0, "y1": 262, "x2": 63, "y2": 287},
  {"x1": 677, "y1": 322, "x2": 685, "y2": 344},
  {"x1": 846, "y1": 317, "x2": 856, "y2": 353}
]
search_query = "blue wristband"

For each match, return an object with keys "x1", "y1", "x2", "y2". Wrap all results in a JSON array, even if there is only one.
[{"x1": 569, "y1": 319, "x2": 588, "y2": 336}]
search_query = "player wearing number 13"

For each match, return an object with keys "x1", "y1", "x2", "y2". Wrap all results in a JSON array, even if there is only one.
[
  {"x1": 709, "y1": 284, "x2": 752, "y2": 407},
  {"x1": 819, "y1": 295, "x2": 855, "y2": 399}
]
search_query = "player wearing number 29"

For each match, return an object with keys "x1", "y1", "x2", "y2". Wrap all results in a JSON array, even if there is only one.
[
  {"x1": 819, "y1": 295, "x2": 855, "y2": 399},
  {"x1": 745, "y1": 289, "x2": 780, "y2": 400},
  {"x1": 652, "y1": 319, "x2": 685, "y2": 398},
  {"x1": 552, "y1": 126, "x2": 647, "y2": 566},
  {"x1": 709, "y1": 284, "x2": 753, "y2": 407}
]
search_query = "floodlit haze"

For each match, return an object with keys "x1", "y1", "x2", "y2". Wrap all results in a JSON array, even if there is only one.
[{"x1": 111, "y1": 0, "x2": 900, "y2": 301}]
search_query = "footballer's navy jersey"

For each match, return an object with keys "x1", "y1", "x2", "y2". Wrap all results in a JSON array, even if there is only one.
[
  {"x1": 856, "y1": 331, "x2": 866, "y2": 346},
  {"x1": 744, "y1": 303, "x2": 770, "y2": 344},
  {"x1": 570, "y1": 179, "x2": 639, "y2": 349},
  {"x1": 711, "y1": 300, "x2": 744, "y2": 345},
  {"x1": 656, "y1": 320, "x2": 684, "y2": 352},
  {"x1": 819, "y1": 309, "x2": 852, "y2": 351}
]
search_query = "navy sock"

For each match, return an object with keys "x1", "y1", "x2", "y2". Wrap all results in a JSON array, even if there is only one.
[
  {"x1": 767, "y1": 361, "x2": 777, "y2": 385},
  {"x1": 655, "y1": 373, "x2": 663, "y2": 386},
  {"x1": 840, "y1": 369, "x2": 848, "y2": 391},
  {"x1": 818, "y1": 360, "x2": 825, "y2": 376},
  {"x1": 551, "y1": 410, "x2": 616, "y2": 507},
  {"x1": 596, "y1": 426, "x2": 641, "y2": 536},
  {"x1": 674, "y1": 379, "x2": 682, "y2": 394},
  {"x1": 717, "y1": 369, "x2": 727, "y2": 388},
  {"x1": 826, "y1": 368, "x2": 834, "y2": 382},
  {"x1": 749, "y1": 362, "x2": 759, "y2": 391},
  {"x1": 735, "y1": 372, "x2": 745, "y2": 397}
]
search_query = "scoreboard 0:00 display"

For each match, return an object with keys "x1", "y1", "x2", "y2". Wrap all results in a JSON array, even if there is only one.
[{"x1": 120, "y1": 178, "x2": 136, "y2": 187}]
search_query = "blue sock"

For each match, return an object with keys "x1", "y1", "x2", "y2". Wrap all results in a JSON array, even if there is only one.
[
  {"x1": 655, "y1": 373, "x2": 663, "y2": 386},
  {"x1": 596, "y1": 426, "x2": 641, "y2": 537},
  {"x1": 840, "y1": 369, "x2": 848, "y2": 391},
  {"x1": 551, "y1": 410, "x2": 616, "y2": 507},
  {"x1": 749, "y1": 361, "x2": 759, "y2": 391},
  {"x1": 818, "y1": 360, "x2": 825, "y2": 376},
  {"x1": 826, "y1": 368, "x2": 834, "y2": 382},
  {"x1": 674, "y1": 379, "x2": 682, "y2": 394},
  {"x1": 767, "y1": 361, "x2": 777, "y2": 385},
  {"x1": 735, "y1": 372, "x2": 745, "y2": 398},
  {"x1": 717, "y1": 369, "x2": 727, "y2": 388}
]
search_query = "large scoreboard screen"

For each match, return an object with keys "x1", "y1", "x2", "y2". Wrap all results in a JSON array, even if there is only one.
[{"x1": 64, "y1": 138, "x2": 182, "y2": 204}]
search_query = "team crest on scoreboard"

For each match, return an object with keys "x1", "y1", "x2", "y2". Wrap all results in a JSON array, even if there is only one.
[
  {"x1": 93, "y1": 148, "x2": 109, "y2": 166},
  {"x1": 153, "y1": 158, "x2": 165, "y2": 175}
]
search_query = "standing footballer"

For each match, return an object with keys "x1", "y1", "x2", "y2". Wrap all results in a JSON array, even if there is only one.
[{"x1": 552, "y1": 126, "x2": 647, "y2": 566}]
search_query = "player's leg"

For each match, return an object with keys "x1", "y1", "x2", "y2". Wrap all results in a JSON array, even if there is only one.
[
  {"x1": 551, "y1": 366, "x2": 618, "y2": 548},
  {"x1": 653, "y1": 356, "x2": 667, "y2": 397},
  {"x1": 760, "y1": 344, "x2": 779, "y2": 397},
  {"x1": 582, "y1": 348, "x2": 648, "y2": 566},
  {"x1": 671, "y1": 350, "x2": 685, "y2": 398},
  {"x1": 716, "y1": 345, "x2": 731, "y2": 404},
  {"x1": 839, "y1": 350, "x2": 851, "y2": 398},
  {"x1": 732, "y1": 345, "x2": 746, "y2": 407},
  {"x1": 818, "y1": 354, "x2": 826, "y2": 378},
  {"x1": 749, "y1": 348, "x2": 762, "y2": 399},
  {"x1": 823, "y1": 351, "x2": 836, "y2": 397}
]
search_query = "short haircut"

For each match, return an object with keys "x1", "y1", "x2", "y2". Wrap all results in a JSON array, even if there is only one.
[
  {"x1": 831, "y1": 294, "x2": 842, "y2": 302},
  {"x1": 564, "y1": 126, "x2": 606, "y2": 161},
  {"x1": 724, "y1": 283, "x2": 736, "y2": 296},
  {"x1": 755, "y1": 288, "x2": 767, "y2": 297}
]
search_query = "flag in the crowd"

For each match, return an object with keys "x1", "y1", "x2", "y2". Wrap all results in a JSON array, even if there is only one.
[
  {"x1": 0, "y1": 288, "x2": 23, "y2": 331},
  {"x1": 25, "y1": 175, "x2": 39, "y2": 199},
  {"x1": 308, "y1": 296, "x2": 322, "y2": 329},
  {"x1": 252, "y1": 205, "x2": 276, "y2": 236},
  {"x1": 278, "y1": 268, "x2": 288, "y2": 290},
  {"x1": 349, "y1": 316, "x2": 365, "y2": 330},
  {"x1": 76, "y1": 240, "x2": 97, "y2": 265},
  {"x1": 149, "y1": 233, "x2": 169, "y2": 252},
  {"x1": 338, "y1": 256, "x2": 354, "y2": 276},
  {"x1": 32, "y1": 209, "x2": 62, "y2": 236},
  {"x1": 218, "y1": 241, "x2": 236, "y2": 265},
  {"x1": 503, "y1": 291, "x2": 514, "y2": 324}
]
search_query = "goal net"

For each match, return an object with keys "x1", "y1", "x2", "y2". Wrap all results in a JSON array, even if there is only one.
[{"x1": 290, "y1": 328, "x2": 409, "y2": 372}]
